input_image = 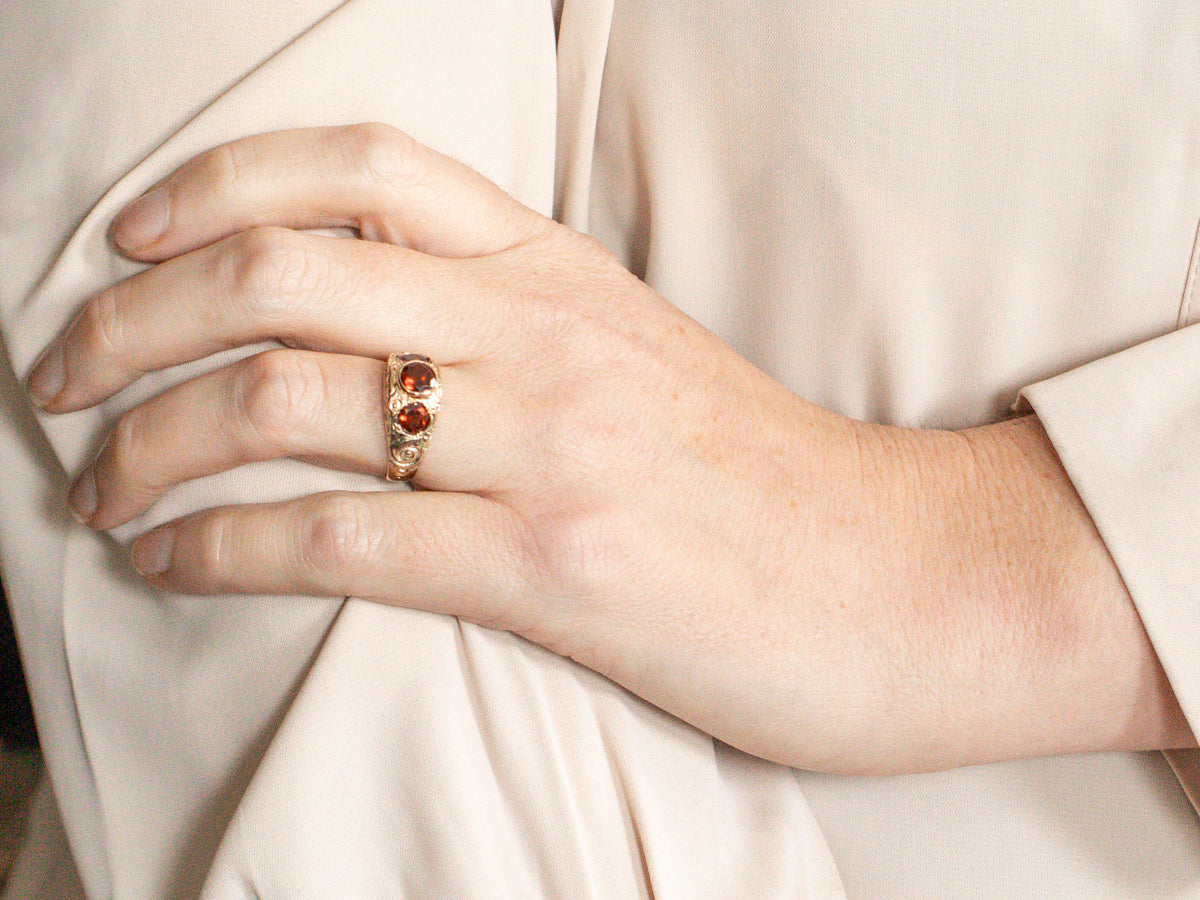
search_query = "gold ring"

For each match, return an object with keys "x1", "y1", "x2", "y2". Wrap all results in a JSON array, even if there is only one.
[{"x1": 384, "y1": 353, "x2": 442, "y2": 481}]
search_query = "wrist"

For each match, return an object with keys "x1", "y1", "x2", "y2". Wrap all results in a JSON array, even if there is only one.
[{"x1": 950, "y1": 415, "x2": 1193, "y2": 758}]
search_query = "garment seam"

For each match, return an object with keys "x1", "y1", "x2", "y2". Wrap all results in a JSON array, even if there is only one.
[{"x1": 1174, "y1": 210, "x2": 1200, "y2": 329}]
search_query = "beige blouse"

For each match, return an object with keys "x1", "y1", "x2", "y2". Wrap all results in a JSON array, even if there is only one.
[{"x1": 1, "y1": 0, "x2": 1199, "y2": 896}]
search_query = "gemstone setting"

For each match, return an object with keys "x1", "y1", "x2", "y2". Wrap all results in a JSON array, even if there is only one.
[
  {"x1": 400, "y1": 360, "x2": 437, "y2": 396},
  {"x1": 384, "y1": 353, "x2": 442, "y2": 482},
  {"x1": 397, "y1": 402, "x2": 431, "y2": 434}
]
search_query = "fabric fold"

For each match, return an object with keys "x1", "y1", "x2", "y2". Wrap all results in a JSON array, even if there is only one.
[{"x1": 1021, "y1": 322, "x2": 1200, "y2": 811}]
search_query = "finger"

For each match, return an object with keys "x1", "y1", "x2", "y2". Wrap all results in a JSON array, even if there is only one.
[
  {"x1": 73, "y1": 350, "x2": 518, "y2": 529},
  {"x1": 110, "y1": 124, "x2": 547, "y2": 261},
  {"x1": 130, "y1": 490, "x2": 537, "y2": 631},
  {"x1": 31, "y1": 227, "x2": 507, "y2": 412}
]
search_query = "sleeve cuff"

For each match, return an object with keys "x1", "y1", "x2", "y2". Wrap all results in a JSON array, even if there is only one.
[{"x1": 1019, "y1": 324, "x2": 1200, "y2": 806}]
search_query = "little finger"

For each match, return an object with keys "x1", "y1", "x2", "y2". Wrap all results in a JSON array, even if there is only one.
[{"x1": 131, "y1": 490, "x2": 538, "y2": 632}]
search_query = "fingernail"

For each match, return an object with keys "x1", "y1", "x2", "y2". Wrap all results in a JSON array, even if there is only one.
[
  {"x1": 68, "y1": 468, "x2": 97, "y2": 524},
  {"x1": 112, "y1": 186, "x2": 170, "y2": 249},
  {"x1": 27, "y1": 345, "x2": 65, "y2": 407},
  {"x1": 132, "y1": 528, "x2": 174, "y2": 577}
]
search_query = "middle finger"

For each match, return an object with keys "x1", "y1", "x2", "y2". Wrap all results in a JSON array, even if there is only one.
[{"x1": 31, "y1": 227, "x2": 507, "y2": 412}]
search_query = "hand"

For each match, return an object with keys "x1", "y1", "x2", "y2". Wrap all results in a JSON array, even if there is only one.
[{"x1": 28, "y1": 124, "x2": 1193, "y2": 773}]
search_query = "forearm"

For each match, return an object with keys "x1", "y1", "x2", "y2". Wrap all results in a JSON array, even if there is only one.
[
  {"x1": 709, "y1": 409, "x2": 1197, "y2": 775},
  {"x1": 879, "y1": 414, "x2": 1194, "y2": 767}
]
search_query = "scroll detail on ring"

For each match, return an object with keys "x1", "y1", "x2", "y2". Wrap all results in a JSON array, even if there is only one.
[{"x1": 384, "y1": 353, "x2": 442, "y2": 481}]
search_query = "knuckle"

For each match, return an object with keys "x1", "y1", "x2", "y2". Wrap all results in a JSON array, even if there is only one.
[
  {"x1": 521, "y1": 292, "x2": 582, "y2": 350},
  {"x1": 486, "y1": 512, "x2": 545, "y2": 627},
  {"x1": 335, "y1": 122, "x2": 420, "y2": 186},
  {"x1": 538, "y1": 409, "x2": 622, "y2": 497},
  {"x1": 543, "y1": 397, "x2": 604, "y2": 465},
  {"x1": 504, "y1": 256, "x2": 627, "y2": 357},
  {"x1": 524, "y1": 511, "x2": 622, "y2": 617},
  {"x1": 236, "y1": 350, "x2": 326, "y2": 454},
  {"x1": 300, "y1": 493, "x2": 383, "y2": 576},
  {"x1": 83, "y1": 288, "x2": 127, "y2": 357},
  {"x1": 526, "y1": 365, "x2": 638, "y2": 488},
  {"x1": 207, "y1": 141, "x2": 255, "y2": 197},
  {"x1": 554, "y1": 226, "x2": 613, "y2": 266},
  {"x1": 222, "y1": 226, "x2": 322, "y2": 320},
  {"x1": 195, "y1": 514, "x2": 238, "y2": 581},
  {"x1": 104, "y1": 411, "x2": 143, "y2": 484},
  {"x1": 529, "y1": 223, "x2": 616, "y2": 279}
]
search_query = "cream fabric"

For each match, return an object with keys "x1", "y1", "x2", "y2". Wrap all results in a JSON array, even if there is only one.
[
  {"x1": 587, "y1": 3, "x2": 1200, "y2": 896},
  {"x1": 2, "y1": 0, "x2": 1200, "y2": 897}
]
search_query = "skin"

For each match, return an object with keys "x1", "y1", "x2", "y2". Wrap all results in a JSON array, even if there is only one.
[{"x1": 26, "y1": 123, "x2": 1196, "y2": 775}]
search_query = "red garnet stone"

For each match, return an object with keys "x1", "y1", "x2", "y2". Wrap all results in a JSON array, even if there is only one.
[
  {"x1": 401, "y1": 360, "x2": 436, "y2": 395},
  {"x1": 397, "y1": 402, "x2": 431, "y2": 434}
]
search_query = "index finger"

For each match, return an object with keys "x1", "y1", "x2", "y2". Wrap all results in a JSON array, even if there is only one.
[{"x1": 110, "y1": 123, "x2": 546, "y2": 261}]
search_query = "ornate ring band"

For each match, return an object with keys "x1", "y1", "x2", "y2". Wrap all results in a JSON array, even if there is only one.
[{"x1": 384, "y1": 353, "x2": 442, "y2": 482}]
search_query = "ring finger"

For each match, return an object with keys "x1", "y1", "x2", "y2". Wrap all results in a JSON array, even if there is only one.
[{"x1": 72, "y1": 348, "x2": 515, "y2": 530}]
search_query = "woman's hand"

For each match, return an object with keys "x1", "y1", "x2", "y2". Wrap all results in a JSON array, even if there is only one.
[{"x1": 27, "y1": 124, "x2": 1193, "y2": 773}]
